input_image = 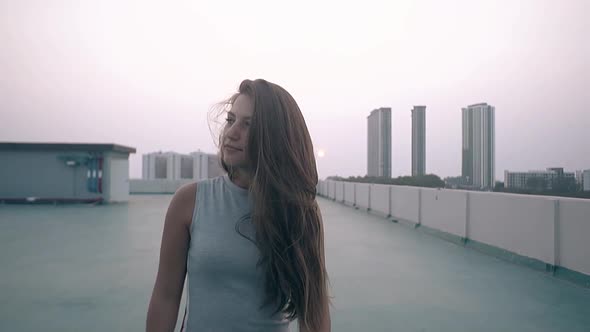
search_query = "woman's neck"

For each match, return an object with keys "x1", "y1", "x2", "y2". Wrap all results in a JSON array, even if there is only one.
[{"x1": 230, "y1": 170, "x2": 252, "y2": 189}]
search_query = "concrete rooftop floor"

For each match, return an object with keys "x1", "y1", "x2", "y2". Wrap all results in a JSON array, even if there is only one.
[{"x1": 1, "y1": 195, "x2": 589, "y2": 331}]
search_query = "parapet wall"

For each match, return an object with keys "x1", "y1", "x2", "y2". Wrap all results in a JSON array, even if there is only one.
[{"x1": 318, "y1": 180, "x2": 590, "y2": 286}]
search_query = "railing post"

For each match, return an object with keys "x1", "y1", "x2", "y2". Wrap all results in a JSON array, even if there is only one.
[
  {"x1": 464, "y1": 192, "x2": 471, "y2": 244},
  {"x1": 417, "y1": 188, "x2": 422, "y2": 227},
  {"x1": 332, "y1": 181, "x2": 336, "y2": 201},
  {"x1": 387, "y1": 185, "x2": 392, "y2": 218},
  {"x1": 553, "y1": 199, "x2": 560, "y2": 273},
  {"x1": 368, "y1": 184, "x2": 372, "y2": 211}
]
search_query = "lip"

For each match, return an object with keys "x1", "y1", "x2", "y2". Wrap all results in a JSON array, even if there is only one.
[{"x1": 224, "y1": 145, "x2": 242, "y2": 151}]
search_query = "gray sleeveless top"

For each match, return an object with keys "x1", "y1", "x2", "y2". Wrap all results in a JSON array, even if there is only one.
[{"x1": 182, "y1": 174, "x2": 290, "y2": 332}]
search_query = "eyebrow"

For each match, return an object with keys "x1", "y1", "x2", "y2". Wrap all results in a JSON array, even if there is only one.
[{"x1": 227, "y1": 111, "x2": 251, "y2": 120}]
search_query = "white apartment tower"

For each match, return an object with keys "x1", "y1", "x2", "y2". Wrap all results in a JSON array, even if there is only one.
[
  {"x1": 411, "y1": 106, "x2": 426, "y2": 176},
  {"x1": 462, "y1": 103, "x2": 495, "y2": 189},
  {"x1": 367, "y1": 107, "x2": 392, "y2": 177}
]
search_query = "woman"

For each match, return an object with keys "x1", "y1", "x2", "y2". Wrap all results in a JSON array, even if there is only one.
[{"x1": 146, "y1": 79, "x2": 331, "y2": 332}]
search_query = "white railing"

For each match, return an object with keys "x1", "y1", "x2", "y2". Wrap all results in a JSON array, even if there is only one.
[{"x1": 317, "y1": 180, "x2": 590, "y2": 278}]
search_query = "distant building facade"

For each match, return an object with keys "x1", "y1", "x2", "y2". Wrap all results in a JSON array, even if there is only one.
[
  {"x1": 0, "y1": 142, "x2": 135, "y2": 203},
  {"x1": 444, "y1": 176, "x2": 469, "y2": 189},
  {"x1": 367, "y1": 107, "x2": 392, "y2": 177},
  {"x1": 411, "y1": 106, "x2": 426, "y2": 176},
  {"x1": 143, "y1": 152, "x2": 178, "y2": 180},
  {"x1": 190, "y1": 151, "x2": 223, "y2": 180},
  {"x1": 584, "y1": 170, "x2": 590, "y2": 191},
  {"x1": 462, "y1": 103, "x2": 495, "y2": 189},
  {"x1": 142, "y1": 151, "x2": 221, "y2": 181},
  {"x1": 575, "y1": 170, "x2": 584, "y2": 187},
  {"x1": 505, "y1": 167, "x2": 576, "y2": 191}
]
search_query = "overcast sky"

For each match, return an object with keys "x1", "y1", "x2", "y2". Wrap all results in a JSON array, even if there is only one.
[{"x1": 1, "y1": 0, "x2": 588, "y2": 180}]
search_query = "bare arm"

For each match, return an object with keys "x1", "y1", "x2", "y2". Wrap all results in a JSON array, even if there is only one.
[{"x1": 146, "y1": 183, "x2": 197, "y2": 332}]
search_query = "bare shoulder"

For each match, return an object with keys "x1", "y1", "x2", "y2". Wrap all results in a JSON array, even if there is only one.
[
  {"x1": 151, "y1": 182, "x2": 197, "y2": 303},
  {"x1": 166, "y1": 182, "x2": 198, "y2": 230}
]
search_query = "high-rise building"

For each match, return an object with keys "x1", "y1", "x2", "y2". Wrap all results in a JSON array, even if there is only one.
[
  {"x1": 462, "y1": 103, "x2": 495, "y2": 189},
  {"x1": 411, "y1": 106, "x2": 426, "y2": 176},
  {"x1": 367, "y1": 107, "x2": 392, "y2": 177}
]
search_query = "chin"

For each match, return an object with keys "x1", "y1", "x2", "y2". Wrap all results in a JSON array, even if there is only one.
[{"x1": 223, "y1": 156, "x2": 244, "y2": 168}]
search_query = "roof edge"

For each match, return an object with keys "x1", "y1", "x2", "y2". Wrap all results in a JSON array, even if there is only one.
[{"x1": 0, "y1": 142, "x2": 136, "y2": 154}]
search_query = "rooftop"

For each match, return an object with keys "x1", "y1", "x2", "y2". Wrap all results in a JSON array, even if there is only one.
[
  {"x1": 0, "y1": 142, "x2": 136, "y2": 154},
  {"x1": 368, "y1": 107, "x2": 392, "y2": 117},
  {"x1": 466, "y1": 102, "x2": 491, "y2": 108},
  {"x1": 1, "y1": 195, "x2": 589, "y2": 331}
]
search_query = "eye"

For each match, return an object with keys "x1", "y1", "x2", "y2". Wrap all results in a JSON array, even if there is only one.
[{"x1": 225, "y1": 117, "x2": 235, "y2": 124}]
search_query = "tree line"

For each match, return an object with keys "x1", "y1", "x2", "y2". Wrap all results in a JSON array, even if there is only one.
[{"x1": 326, "y1": 174, "x2": 445, "y2": 188}]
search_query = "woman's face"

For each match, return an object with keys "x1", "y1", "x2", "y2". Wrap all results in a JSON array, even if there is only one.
[{"x1": 222, "y1": 94, "x2": 254, "y2": 170}]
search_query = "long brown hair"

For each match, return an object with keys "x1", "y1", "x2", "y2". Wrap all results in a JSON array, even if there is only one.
[{"x1": 215, "y1": 79, "x2": 329, "y2": 330}]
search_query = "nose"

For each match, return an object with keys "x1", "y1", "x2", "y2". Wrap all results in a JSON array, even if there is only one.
[{"x1": 224, "y1": 122, "x2": 240, "y2": 142}]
